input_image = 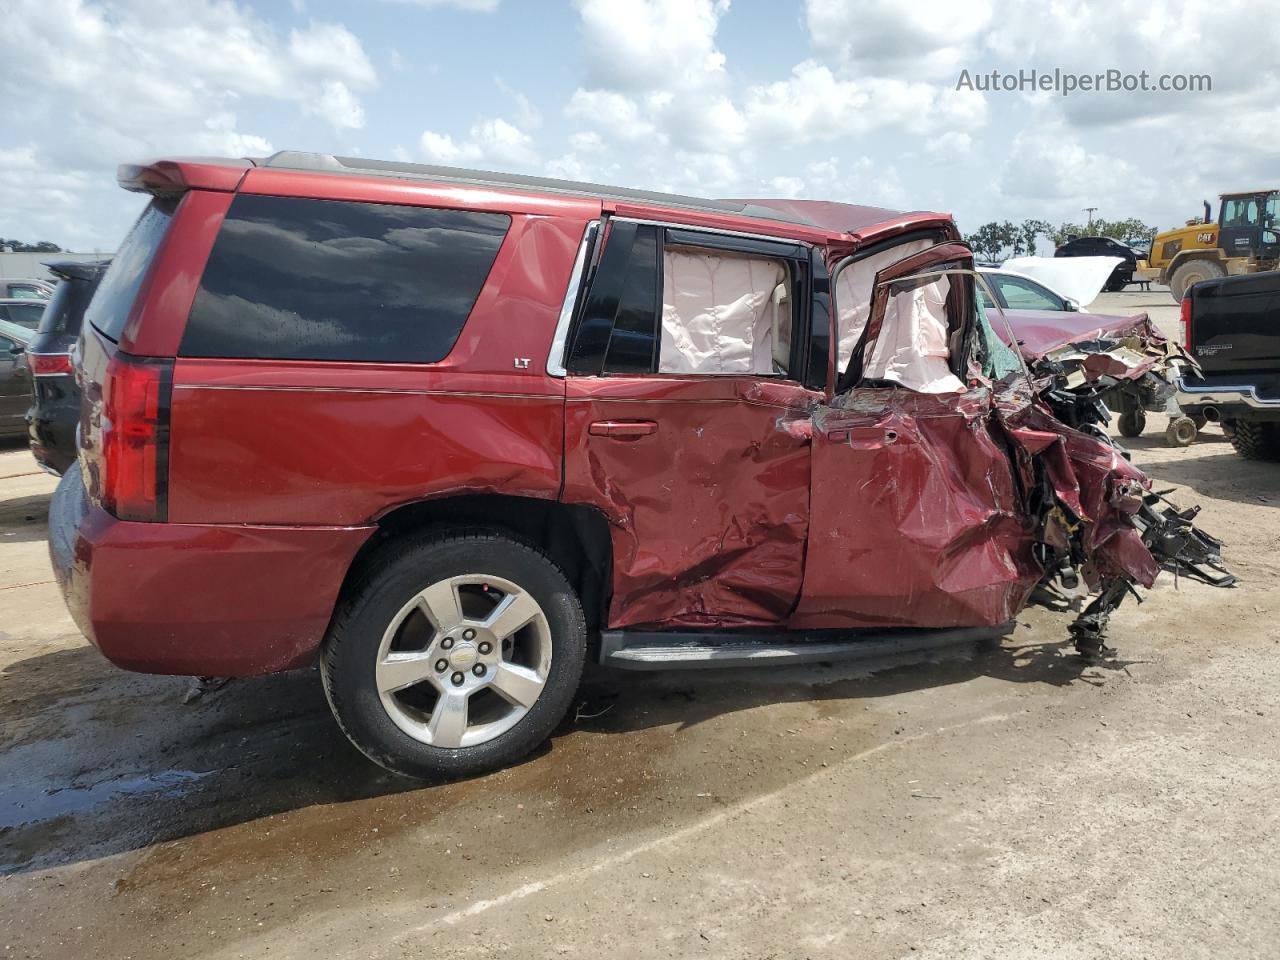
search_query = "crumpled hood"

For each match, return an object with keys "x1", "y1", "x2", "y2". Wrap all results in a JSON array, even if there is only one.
[
  {"x1": 1002, "y1": 308, "x2": 1161, "y2": 361},
  {"x1": 1002, "y1": 255, "x2": 1123, "y2": 307}
]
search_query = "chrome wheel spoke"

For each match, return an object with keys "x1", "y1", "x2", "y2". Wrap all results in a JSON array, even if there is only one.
[
  {"x1": 417, "y1": 580, "x2": 463, "y2": 631},
  {"x1": 483, "y1": 589, "x2": 540, "y2": 641},
  {"x1": 489, "y1": 662, "x2": 545, "y2": 708},
  {"x1": 376, "y1": 572, "x2": 553, "y2": 749},
  {"x1": 376, "y1": 653, "x2": 437, "y2": 694},
  {"x1": 427, "y1": 689, "x2": 469, "y2": 748}
]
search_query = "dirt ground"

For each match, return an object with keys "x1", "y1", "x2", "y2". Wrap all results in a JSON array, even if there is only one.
[{"x1": 1, "y1": 287, "x2": 1278, "y2": 959}]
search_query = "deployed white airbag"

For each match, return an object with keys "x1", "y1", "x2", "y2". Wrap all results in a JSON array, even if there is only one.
[
  {"x1": 660, "y1": 248, "x2": 788, "y2": 374},
  {"x1": 834, "y1": 239, "x2": 932, "y2": 372},
  {"x1": 863, "y1": 277, "x2": 965, "y2": 393},
  {"x1": 834, "y1": 239, "x2": 962, "y2": 394},
  {"x1": 1001, "y1": 255, "x2": 1123, "y2": 308}
]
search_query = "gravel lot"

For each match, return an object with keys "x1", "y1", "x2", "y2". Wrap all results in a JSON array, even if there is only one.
[{"x1": 2, "y1": 287, "x2": 1278, "y2": 959}]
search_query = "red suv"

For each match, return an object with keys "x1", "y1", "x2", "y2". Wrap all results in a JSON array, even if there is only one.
[{"x1": 51, "y1": 152, "x2": 1187, "y2": 779}]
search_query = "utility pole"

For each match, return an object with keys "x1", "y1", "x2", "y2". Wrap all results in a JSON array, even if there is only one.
[{"x1": 1083, "y1": 207, "x2": 1098, "y2": 228}]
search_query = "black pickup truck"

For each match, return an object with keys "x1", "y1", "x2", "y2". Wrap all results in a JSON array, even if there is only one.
[{"x1": 1177, "y1": 271, "x2": 1280, "y2": 459}]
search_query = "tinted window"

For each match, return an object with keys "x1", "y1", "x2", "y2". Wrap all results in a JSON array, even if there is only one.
[
  {"x1": 9, "y1": 285, "x2": 47, "y2": 299},
  {"x1": 36, "y1": 276, "x2": 99, "y2": 336},
  {"x1": 86, "y1": 198, "x2": 177, "y2": 341},
  {"x1": 2, "y1": 303, "x2": 45, "y2": 329},
  {"x1": 601, "y1": 228, "x2": 659, "y2": 373},
  {"x1": 181, "y1": 195, "x2": 510, "y2": 363}
]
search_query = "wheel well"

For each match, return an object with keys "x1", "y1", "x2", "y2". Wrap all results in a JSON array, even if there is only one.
[
  {"x1": 346, "y1": 495, "x2": 614, "y2": 631},
  {"x1": 1166, "y1": 250, "x2": 1225, "y2": 278}
]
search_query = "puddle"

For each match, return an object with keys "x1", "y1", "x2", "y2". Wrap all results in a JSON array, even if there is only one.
[{"x1": 0, "y1": 768, "x2": 209, "y2": 831}]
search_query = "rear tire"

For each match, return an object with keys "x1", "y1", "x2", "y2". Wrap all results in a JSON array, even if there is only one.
[
  {"x1": 321, "y1": 531, "x2": 587, "y2": 780},
  {"x1": 1169, "y1": 258, "x2": 1226, "y2": 301},
  {"x1": 1227, "y1": 419, "x2": 1280, "y2": 461},
  {"x1": 1117, "y1": 408, "x2": 1146, "y2": 438}
]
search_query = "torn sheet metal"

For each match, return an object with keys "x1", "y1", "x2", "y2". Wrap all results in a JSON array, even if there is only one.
[
  {"x1": 1001, "y1": 255, "x2": 1122, "y2": 307},
  {"x1": 792, "y1": 386, "x2": 1043, "y2": 630},
  {"x1": 1003, "y1": 308, "x2": 1196, "y2": 428}
]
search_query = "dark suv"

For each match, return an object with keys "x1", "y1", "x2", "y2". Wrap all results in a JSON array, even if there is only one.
[
  {"x1": 25, "y1": 259, "x2": 110, "y2": 474},
  {"x1": 49, "y1": 152, "x2": 1203, "y2": 779},
  {"x1": 1054, "y1": 236, "x2": 1141, "y2": 291}
]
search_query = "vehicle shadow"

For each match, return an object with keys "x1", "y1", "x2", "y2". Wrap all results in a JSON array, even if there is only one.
[
  {"x1": 0, "y1": 492, "x2": 52, "y2": 543},
  {"x1": 0, "y1": 631, "x2": 1126, "y2": 876},
  {"x1": 1122, "y1": 435, "x2": 1280, "y2": 508}
]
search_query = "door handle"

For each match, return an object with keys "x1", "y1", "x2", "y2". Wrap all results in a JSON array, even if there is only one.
[
  {"x1": 828, "y1": 427, "x2": 898, "y2": 446},
  {"x1": 589, "y1": 419, "x2": 658, "y2": 439}
]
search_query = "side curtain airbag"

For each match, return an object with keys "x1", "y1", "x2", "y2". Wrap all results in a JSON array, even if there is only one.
[
  {"x1": 864, "y1": 277, "x2": 966, "y2": 393},
  {"x1": 659, "y1": 248, "x2": 787, "y2": 374}
]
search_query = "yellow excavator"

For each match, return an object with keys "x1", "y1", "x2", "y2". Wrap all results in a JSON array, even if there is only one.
[{"x1": 1136, "y1": 189, "x2": 1280, "y2": 301}]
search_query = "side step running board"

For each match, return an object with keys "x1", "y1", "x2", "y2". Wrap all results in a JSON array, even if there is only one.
[{"x1": 598, "y1": 624, "x2": 1013, "y2": 671}]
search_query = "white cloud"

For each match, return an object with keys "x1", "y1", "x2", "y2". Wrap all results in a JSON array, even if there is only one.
[
  {"x1": 805, "y1": 0, "x2": 994, "y2": 79},
  {"x1": 0, "y1": 0, "x2": 380, "y2": 248},
  {"x1": 744, "y1": 61, "x2": 987, "y2": 142},
  {"x1": 420, "y1": 117, "x2": 537, "y2": 168},
  {"x1": 574, "y1": 0, "x2": 730, "y2": 94},
  {"x1": 381, "y1": 0, "x2": 498, "y2": 8},
  {"x1": 565, "y1": 90, "x2": 658, "y2": 142}
]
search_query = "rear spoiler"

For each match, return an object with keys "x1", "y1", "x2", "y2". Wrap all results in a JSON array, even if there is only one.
[{"x1": 117, "y1": 157, "x2": 255, "y2": 195}]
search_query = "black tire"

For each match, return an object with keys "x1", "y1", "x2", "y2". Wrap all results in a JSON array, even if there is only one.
[
  {"x1": 1169, "y1": 258, "x2": 1226, "y2": 301},
  {"x1": 1117, "y1": 408, "x2": 1146, "y2": 438},
  {"x1": 321, "y1": 531, "x2": 587, "y2": 780},
  {"x1": 1165, "y1": 416, "x2": 1198, "y2": 447},
  {"x1": 1189, "y1": 411, "x2": 1208, "y2": 430},
  {"x1": 1227, "y1": 419, "x2": 1280, "y2": 461}
]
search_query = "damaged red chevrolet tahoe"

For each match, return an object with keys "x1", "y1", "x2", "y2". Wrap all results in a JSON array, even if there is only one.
[{"x1": 48, "y1": 153, "x2": 1230, "y2": 778}]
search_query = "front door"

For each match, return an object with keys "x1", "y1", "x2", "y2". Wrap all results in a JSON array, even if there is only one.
[
  {"x1": 559, "y1": 219, "x2": 825, "y2": 629},
  {"x1": 792, "y1": 241, "x2": 1039, "y2": 630}
]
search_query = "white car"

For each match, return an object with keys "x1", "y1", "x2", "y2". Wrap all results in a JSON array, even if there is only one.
[{"x1": 977, "y1": 267, "x2": 1086, "y2": 314}]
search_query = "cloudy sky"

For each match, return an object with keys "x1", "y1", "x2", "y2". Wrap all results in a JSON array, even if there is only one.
[{"x1": 3, "y1": 0, "x2": 1275, "y2": 251}]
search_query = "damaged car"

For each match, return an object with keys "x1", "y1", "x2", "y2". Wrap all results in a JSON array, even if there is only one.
[
  {"x1": 985, "y1": 256, "x2": 1202, "y2": 446},
  {"x1": 49, "y1": 153, "x2": 1231, "y2": 779}
]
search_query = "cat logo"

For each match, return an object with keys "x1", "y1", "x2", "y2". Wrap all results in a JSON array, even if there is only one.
[{"x1": 1196, "y1": 232, "x2": 1215, "y2": 243}]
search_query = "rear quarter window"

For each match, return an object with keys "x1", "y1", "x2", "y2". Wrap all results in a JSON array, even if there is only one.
[
  {"x1": 180, "y1": 195, "x2": 510, "y2": 363},
  {"x1": 85, "y1": 197, "x2": 178, "y2": 342}
]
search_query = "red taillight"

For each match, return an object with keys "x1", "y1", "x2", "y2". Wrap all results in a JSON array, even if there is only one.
[
  {"x1": 1180, "y1": 294, "x2": 1193, "y2": 347},
  {"x1": 28, "y1": 352, "x2": 74, "y2": 377},
  {"x1": 101, "y1": 352, "x2": 172, "y2": 522}
]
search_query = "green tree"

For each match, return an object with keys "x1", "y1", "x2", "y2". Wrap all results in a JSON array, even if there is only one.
[
  {"x1": 1018, "y1": 219, "x2": 1052, "y2": 256},
  {"x1": 0, "y1": 238, "x2": 63, "y2": 253}
]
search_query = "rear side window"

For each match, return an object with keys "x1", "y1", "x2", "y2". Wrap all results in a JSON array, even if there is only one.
[
  {"x1": 1, "y1": 302, "x2": 45, "y2": 329},
  {"x1": 86, "y1": 198, "x2": 178, "y2": 342},
  {"x1": 181, "y1": 195, "x2": 510, "y2": 363},
  {"x1": 37, "y1": 275, "x2": 100, "y2": 336}
]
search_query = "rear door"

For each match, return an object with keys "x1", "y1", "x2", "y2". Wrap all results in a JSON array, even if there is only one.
[
  {"x1": 793, "y1": 241, "x2": 1039, "y2": 630},
  {"x1": 560, "y1": 219, "x2": 827, "y2": 629}
]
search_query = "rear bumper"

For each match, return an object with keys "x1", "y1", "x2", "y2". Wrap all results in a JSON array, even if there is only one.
[
  {"x1": 49, "y1": 464, "x2": 375, "y2": 676},
  {"x1": 1176, "y1": 377, "x2": 1280, "y2": 422},
  {"x1": 26, "y1": 388, "x2": 78, "y2": 475}
]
